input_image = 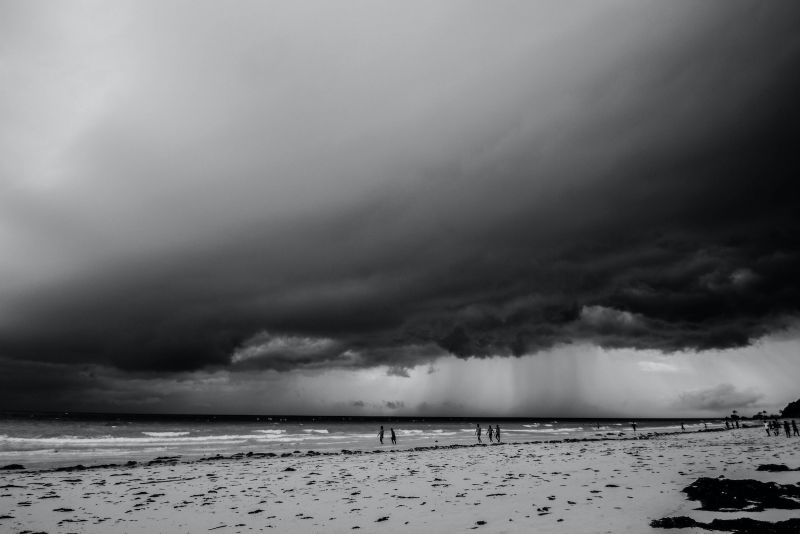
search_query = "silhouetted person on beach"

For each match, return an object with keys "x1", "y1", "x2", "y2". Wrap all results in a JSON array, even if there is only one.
[
  {"x1": 793, "y1": 420, "x2": 799, "y2": 437},
  {"x1": 784, "y1": 420, "x2": 791, "y2": 437},
  {"x1": 631, "y1": 421, "x2": 637, "y2": 432},
  {"x1": 378, "y1": 425, "x2": 384, "y2": 444},
  {"x1": 724, "y1": 418, "x2": 730, "y2": 430},
  {"x1": 495, "y1": 425, "x2": 500, "y2": 442},
  {"x1": 487, "y1": 425, "x2": 494, "y2": 442},
  {"x1": 735, "y1": 419, "x2": 740, "y2": 429},
  {"x1": 390, "y1": 428, "x2": 396, "y2": 445},
  {"x1": 764, "y1": 421, "x2": 771, "y2": 436},
  {"x1": 681, "y1": 422, "x2": 685, "y2": 432},
  {"x1": 476, "y1": 424, "x2": 482, "y2": 443},
  {"x1": 703, "y1": 422, "x2": 708, "y2": 430}
]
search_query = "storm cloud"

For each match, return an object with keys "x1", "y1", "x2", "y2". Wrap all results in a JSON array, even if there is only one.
[{"x1": 1, "y1": 1, "x2": 800, "y2": 389}]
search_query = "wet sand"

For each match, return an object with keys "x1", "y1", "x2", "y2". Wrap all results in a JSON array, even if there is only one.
[{"x1": 1, "y1": 426, "x2": 798, "y2": 533}]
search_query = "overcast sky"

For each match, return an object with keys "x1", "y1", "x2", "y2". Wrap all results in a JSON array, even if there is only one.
[{"x1": 2, "y1": 1, "x2": 799, "y2": 417}]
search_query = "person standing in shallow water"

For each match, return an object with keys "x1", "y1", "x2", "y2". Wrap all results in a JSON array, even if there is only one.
[
  {"x1": 495, "y1": 425, "x2": 500, "y2": 443},
  {"x1": 784, "y1": 420, "x2": 791, "y2": 437},
  {"x1": 793, "y1": 420, "x2": 799, "y2": 436},
  {"x1": 378, "y1": 425, "x2": 384, "y2": 444},
  {"x1": 487, "y1": 425, "x2": 494, "y2": 443},
  {"x1": 390, "y1": 428, "x2": 396, "y2": 445},
  {"x1": 476, "y1": 423, "x2": 482, "y2": 443},
  {"x1": 631, "y1": 421, "x2": 637, "y2": 432},
  {"x1": 681, "y1": 422, "x2": 685, "y2": 432}
]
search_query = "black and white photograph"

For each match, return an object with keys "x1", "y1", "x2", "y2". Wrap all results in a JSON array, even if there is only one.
[{"x1": 1, "y1": 1, "x2": 800, "y2": 532}]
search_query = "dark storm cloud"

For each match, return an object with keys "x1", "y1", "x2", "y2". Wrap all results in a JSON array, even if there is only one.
[
  {"x1": 1, "y1": 1, "x2": 800, "y2": 383},
  {"x1": 0, "y1": 357, "x2": 167, "y2": 411}
]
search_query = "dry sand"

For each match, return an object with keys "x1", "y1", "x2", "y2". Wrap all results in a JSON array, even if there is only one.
[{"x1": 1, "y1": 426, "x2": 799, "y2": 533}]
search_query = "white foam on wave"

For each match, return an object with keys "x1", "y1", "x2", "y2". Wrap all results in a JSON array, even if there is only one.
[
  {"x1": 255, "y1": 429, "x2": 286, "y2": 434},
  {"x1": 141, "y1": 431, "x2": 190, "y2": 437},
  {"x1": 505, "y1": 427, "x2": 583, "y2": 434},
  {"x1": 0, "y1": 433, "x2": 289, "y2": 447},
  {"x1": 257, "y1": 434, "x2": 354, "y2": 443},
  {"x1": 302, "y1": 429, "x2": 329, "y2": 434}
]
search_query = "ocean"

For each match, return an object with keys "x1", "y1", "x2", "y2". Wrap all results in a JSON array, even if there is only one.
[{"x1": 0, "y1": 412, "x2": 723, "y2": 470}]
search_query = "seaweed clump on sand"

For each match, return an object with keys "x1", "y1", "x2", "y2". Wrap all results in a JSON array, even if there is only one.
[
  {"x1": 651, "y1": 477, "x2": 800, "y2": 532},
  {"x1": 682, "y1": 477, "x2": 800, "y2": 512},
  {"x1": 756, "y1": 464, "x2": 797, "y2": 472},
  {"x1": 651, "y1": 516, "x2": 800, "y2": 533}
]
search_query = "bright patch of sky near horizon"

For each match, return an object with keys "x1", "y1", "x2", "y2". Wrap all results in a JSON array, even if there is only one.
[{"x1": 243, "y1": 333, "x2": 794, "y2": 418}]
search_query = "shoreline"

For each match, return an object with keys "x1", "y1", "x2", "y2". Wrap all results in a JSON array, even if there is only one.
[{"x1": 3, "y1": 425, "x2": 735, "y2": 474}]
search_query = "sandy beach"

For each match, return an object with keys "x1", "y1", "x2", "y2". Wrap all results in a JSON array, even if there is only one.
[{"x1": 2, "y1": 426, "x2": 799, "y2": 533}]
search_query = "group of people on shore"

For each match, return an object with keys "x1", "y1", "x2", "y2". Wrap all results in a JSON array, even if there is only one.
[
  {"x1": 723, "y1": 417, "x2": 740, "y2": 429},
  {"x1": 378, "y1": 419, "x2": 799, "y2": 445},
  {"x1": 377, "y1": 426, "x2": 397, "y2": 445},
  {"x1": 764, "y1": 419, "x2": 799, "y2": 437},
  {"x1": 475, "y1": 423, "x2": 501, "y2": 443},
  {"x1": 378, "y1": 424, "x2": 503, "y2": 445}
]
